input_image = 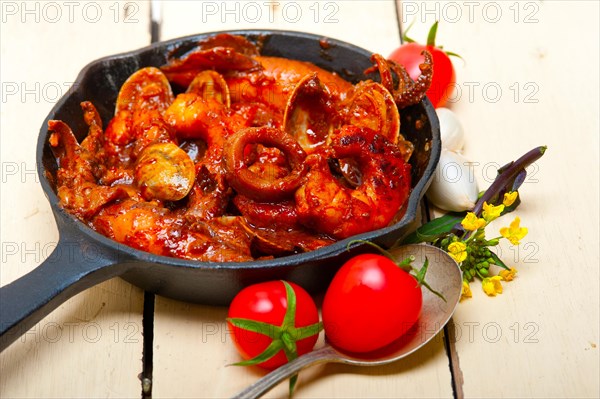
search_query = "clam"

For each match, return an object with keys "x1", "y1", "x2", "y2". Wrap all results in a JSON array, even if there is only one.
[
  {"x1": 283, "y1": 73, "x2": 336, "y2": 152},
  {"x1": 345, "y1": 81, "x2": 414, "y2": 163},
  {"x1": 344, "y1": 81, "x2": 400, "y2": 144},
  {"x1": 186, "y1": 70, "x2": 231, "y2": 108},
  {"x1": 135, "y1": 142, "x2": 195, "y2": 201},
  {"x1": 330, "y1": 82, "x2": 404, "y2": 185},
  {"x1": 116, "y1": 67, "x2": 174, "y2": 114}
]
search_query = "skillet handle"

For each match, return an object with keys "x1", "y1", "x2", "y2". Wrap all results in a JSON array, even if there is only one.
[{"x1": 0, "y1": 230, "x2": 128, "y2": 352}]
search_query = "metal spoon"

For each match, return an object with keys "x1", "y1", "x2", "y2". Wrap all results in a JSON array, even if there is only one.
[{"x1": 231, "y1": 243, "x2": 463, "y2": 399}]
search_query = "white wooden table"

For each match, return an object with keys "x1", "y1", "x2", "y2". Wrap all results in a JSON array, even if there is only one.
[{"x1": 1, "y1": 1, "x2": 598, "y2": 397}]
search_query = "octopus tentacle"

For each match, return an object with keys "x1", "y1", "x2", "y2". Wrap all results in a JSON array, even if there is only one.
[
  {"x1": 366, "y1": 54, "x2": 395, "y2": 94},
  {"x1": 224, "y1": 127, "x2": 308, "y2": 202},
  {"x1": 295, "y1": 125, "x2": 411, "y2": 239},
  {"x1": 367, "y1": 50, "x2": 433, "y2": 109}
]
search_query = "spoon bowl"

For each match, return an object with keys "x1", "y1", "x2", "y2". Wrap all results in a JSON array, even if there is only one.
[{"x1": 232, "y1": 243, "x2": 463, "y2": 398}]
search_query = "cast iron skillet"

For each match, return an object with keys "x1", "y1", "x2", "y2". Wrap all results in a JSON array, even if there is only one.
[{"x1": 0, "y1": 30, "x2": 440, "y2": 352}]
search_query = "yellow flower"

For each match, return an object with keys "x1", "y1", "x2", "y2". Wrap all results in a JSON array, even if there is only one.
[
  {"x1": 503, "y1": 191, "x2": 519, "y2": 207},
  {"x1": 460, "y1": 281, "x2": 472, "y2": 301},
  {"x1": 500, "y1": 217, "x2": 528, "y2": 245},
  {"x1": 447, "y1": 241, "x2": 467, "y2": 263},
  {"x1": 461, "y1": 212, "x2": 486, "y2": 231},
  {"x1": 499, "y1": 267, "x2": 518, "y2": 281},
  {"x1": 482, "y1": 202, "x2": 505, "y2": 222},
  {"x1": 482, "y1": 276, "x2": 503, "y2": 296}
]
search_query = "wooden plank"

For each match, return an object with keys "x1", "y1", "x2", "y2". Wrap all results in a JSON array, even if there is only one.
[
  {"x1": 398, "y1": 1, "x2": 599, "y2": 397},
  {"x1": 153, "y1": 296, "x2": 452, "y2": 398},
  {"x1": 152, "y1": 1, "x2": 455, "y2": 397},
  {"x1": 158, "y1": 0, "x2": 401, "y2": 55},
  {"x1": 0, "y1": 2, "x2": 150, "y2": 397}
]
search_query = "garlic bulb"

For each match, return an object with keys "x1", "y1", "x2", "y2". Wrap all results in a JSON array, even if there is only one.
[
  {"x1": 427, "y1": 149, "x2": 479, "y2": 212},
  {"x1": 436, "y1": 107, "x2": 465, "y2": 152}
]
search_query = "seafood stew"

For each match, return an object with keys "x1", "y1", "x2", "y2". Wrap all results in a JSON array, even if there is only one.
[
  {"x1": 47, "y1": 33, "x2": 434, "y2": 263},
  {"x1": 0, "y1": 32, "x2": 440, "y2": 352}
]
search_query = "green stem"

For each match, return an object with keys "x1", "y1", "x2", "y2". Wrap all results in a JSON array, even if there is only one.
[
  {"x1": 426, "y1": 21, "x2": 439, "y2": 47},
  {"x1": 402, "y1": 19, "x2": 417, "y2": 43}
]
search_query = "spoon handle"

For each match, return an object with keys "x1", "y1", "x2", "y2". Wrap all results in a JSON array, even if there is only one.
[{"x1": 231, "y1": 345, "x2": 340, "y2": 399}]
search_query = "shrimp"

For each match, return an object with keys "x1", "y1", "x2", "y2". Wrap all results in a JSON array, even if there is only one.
[
  {"x1": 164, "y1": 89, "x2": 233, "y2": 220},
  {"x1": 93, "y1": 200, "x2": 253, "y2": 261},
  {"x1": 295, "y1": 125, "x2": 411, "y2": 239},
  {"x1": 164, "y1": 70, "x2": 254, "y2": 220}
]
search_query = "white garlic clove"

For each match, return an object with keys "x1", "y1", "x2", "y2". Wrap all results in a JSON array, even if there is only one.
[
  {"x1": 436, "y1": 107, "x2": 465, "y2": 152},
  {"x1": 426, "y1": 150, "x2": 479, "y2": 212}
]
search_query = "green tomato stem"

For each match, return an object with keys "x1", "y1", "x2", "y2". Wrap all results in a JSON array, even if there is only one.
[{"x1": 426, "y1": 20, "x2": 439, "y2": 47}]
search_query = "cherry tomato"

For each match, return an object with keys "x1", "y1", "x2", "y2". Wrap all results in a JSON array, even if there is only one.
[
  {"x1": 388, "y1": 22, "x2": 456, "y2": 108},
  {"x1": 322, "y1": 254, "x2": 422, "y2": 353},
  {"x1": 227, "y1": 280, "x2": 321, "y2": 370}
]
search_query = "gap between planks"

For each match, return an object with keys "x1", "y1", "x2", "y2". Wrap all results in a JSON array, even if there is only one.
[{"x1": 140, "y1": 3, "x2": 161, "y2": 398}]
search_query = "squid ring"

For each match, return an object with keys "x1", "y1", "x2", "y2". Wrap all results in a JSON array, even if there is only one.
[{"x1": 224, "y1": 127, "x2": 307, "y2": 201}]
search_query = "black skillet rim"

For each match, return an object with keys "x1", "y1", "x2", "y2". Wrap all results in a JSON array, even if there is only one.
[{"x1": 36, "y1": 29, "x2": 441, "y2": 271}]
